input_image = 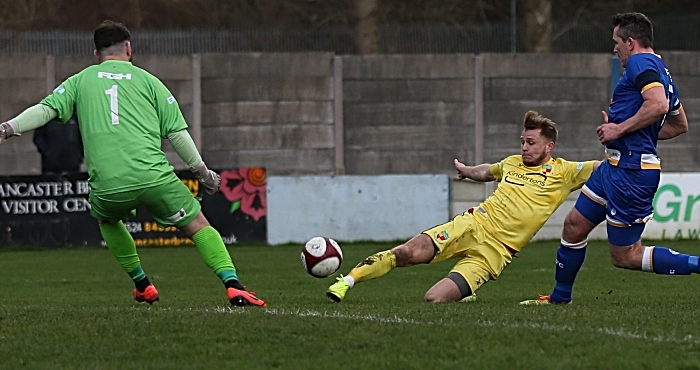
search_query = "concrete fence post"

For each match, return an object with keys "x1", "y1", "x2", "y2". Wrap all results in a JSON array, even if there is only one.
[
  {"x1": 474, "y1": 54, "x2": 484, "y2": 165},
  {"x1": 191, "y1": 53, "x2": 202, "y2": 149},
  {"x1": 333, "y1": 55, "x2": 345, "y2": 175},
  {"x1": 45, "y1": 54, "x2": 55, "y2": 95}
]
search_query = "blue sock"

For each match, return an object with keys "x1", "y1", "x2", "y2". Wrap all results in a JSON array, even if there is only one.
[
  {"x1": 644, "y1": 246, "x2": 700, "y2": 275},
  {"x1": 550, "y1": 243, "x2": 587, "y2": 303}
]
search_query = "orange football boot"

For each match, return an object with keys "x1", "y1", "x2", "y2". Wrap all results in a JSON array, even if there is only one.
[
  {"x1": 227, "y1": 287, "x2": 266, "y2": 307},
  {"x1": 133, "y1": 284, "x2": 160, "y2": 304}
]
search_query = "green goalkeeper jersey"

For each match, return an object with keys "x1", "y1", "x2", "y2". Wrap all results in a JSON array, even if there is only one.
[{"x1": 41, "y1": 60, "x2": 188, "y2": 195}]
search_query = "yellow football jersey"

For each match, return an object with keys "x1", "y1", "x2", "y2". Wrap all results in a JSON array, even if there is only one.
[{"x1": 470, "y1": 155, "x2": 596, "y2": 251}]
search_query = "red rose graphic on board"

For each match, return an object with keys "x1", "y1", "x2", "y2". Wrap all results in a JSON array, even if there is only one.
[{"x1": 219, "y1": 168, "x2": 266, "y2": 221}]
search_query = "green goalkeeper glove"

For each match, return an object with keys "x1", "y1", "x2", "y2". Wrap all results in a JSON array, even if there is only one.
[
  {"x1": 190, "y1": 161, "x2": 221, "y2": 195},
  {"x1": 0, "y1": 121, "x2": 19, "y2": 144}
]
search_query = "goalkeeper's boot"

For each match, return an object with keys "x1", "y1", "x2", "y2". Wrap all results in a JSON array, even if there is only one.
[
  {"x1": 227, "y1": 287, "x2": 266, "y2": 307},
  {"x1": 326, "y1": 275, "x2": 350, "y2": 303},
  {"x1": 519, "y1": 294, "x2": 571, "y2": 306},
  {"x1": 133, "y1": 284, "x2": 159, "y2": 305}
]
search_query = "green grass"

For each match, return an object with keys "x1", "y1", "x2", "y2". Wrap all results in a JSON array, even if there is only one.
[{"x1": 2, "y1": 240, "x2": 700, "y2": 369}]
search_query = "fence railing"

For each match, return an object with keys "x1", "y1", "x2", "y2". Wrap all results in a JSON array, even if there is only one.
[{"x1": 1, "y1": 16, "x2": 698, "y2": 55}]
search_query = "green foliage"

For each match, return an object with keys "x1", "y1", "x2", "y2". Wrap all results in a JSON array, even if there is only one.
[{"x1": 1, "y1": 240, "x2": 700, "y2": 368}]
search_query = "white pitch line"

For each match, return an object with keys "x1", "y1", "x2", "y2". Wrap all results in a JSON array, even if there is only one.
[
  {"x1": 100, "y1": 305, "x2": 700, "y2": 345},
  {"x1": 184, "y1": 306, "x2": 700, "y2": 345}
]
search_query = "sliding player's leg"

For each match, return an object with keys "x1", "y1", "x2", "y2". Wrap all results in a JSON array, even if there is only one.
[
  {"x1": 328, "y1": 212, "x2": 484, "y2": 303},
  {"x1": 425, "y1": 222, "x2": 513, "y2": 303},
  {"x1": 326, "y1": 233, "x2": 436, "y2": 302}
]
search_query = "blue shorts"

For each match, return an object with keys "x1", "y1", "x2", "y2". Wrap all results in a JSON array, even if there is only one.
[{"x1": 575, "y1": 161, "x2": 659, "y2": 246}]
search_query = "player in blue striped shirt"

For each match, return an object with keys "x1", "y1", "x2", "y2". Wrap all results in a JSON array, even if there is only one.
[{"x1": 523, "y1": 12, "x2": 695, "y2": 305}]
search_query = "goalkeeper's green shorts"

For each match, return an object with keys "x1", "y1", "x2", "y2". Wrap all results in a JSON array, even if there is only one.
[{"x1": 89, "y1": 176, "x2": 201, "y2": 228}]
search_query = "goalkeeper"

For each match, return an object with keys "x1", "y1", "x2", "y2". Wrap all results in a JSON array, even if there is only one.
[
  {"x1": 0, "y1": 20, "x2": 265, "y2": 307},
  {"x1": 327, "y1": 111, "x2": 601, "y2": 303}
]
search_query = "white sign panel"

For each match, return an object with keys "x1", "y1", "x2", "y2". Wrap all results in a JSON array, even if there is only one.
[
  {"x1": 267, "y1": 175, "x2": 450, "y2": 245},
  {"x1": 644, "y1": 173, "x2": 700, "y2": 240}
]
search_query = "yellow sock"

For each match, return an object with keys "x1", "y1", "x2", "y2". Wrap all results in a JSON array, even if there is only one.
[{"x1": 347, "y1": 250, "x2": 397, "y2": 284}]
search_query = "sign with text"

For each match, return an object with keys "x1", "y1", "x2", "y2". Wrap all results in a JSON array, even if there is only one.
[
  {"x1": 645, "y1": 173, "x2": 700, "y2": 240},
  {"x1": 0, "y1": 173, "x2": 97, "y2": 248},
  {"x1": 0, "y1": 168, "x2": 266, "y2": 248}
]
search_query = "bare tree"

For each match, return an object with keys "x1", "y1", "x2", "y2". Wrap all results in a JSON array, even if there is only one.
[
  {"x1": 353, "y1": 0, "x2": 379, "y2": 54},
  {"x1": 524, "y1": 0, "x2": 553, "y2": 53},
  {"x1": 0, "y1": 0, "x2": 50, "y2": 29}
]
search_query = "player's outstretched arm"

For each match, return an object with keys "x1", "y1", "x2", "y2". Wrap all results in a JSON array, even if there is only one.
[
  {"x1": 659, "y1": 108, "x2": 688, "y2": 140},
  {"x1": 167, "y1": 129, "x2": 221, "y2": 195},
  {"x1": 453, "y1": 159, "x2": 495, "y2": 182},
  {"x1": 0, "y1": 104, "x2": 58, "y2": 144}
]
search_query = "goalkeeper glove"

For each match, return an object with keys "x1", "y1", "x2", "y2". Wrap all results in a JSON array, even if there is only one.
[
  {"x1": 190, "y1": 161, "x2": 221, "y2": 195},
  {"x1": 0, "y1": 121, "x2": 19, "y2": 144}
]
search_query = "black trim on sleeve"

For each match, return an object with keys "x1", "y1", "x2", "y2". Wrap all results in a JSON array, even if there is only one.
[{"x1": 634, "y1": 69, "x2": 662, "y2": 91}]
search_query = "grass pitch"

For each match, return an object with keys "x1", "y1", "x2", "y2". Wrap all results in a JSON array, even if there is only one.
[{"x1": 2, "y1": 239, "x2": 700, "y2": 369}]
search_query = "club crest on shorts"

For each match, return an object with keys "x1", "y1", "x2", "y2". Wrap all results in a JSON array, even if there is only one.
[
  {"x1": 435, "y1": 230, "x2": 449, "y2": 241},
  {"x1": 164, "y1": 208, "x2": 187, "y2": 223}
]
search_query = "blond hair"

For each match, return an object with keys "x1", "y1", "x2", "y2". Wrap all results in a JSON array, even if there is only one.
[{"x1": 523, "y1": 110, "x2": 557, "y2": 143}]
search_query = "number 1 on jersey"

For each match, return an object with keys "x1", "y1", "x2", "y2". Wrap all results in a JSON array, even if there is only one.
[{"x1": 105, "y1": 85, "x2": 119, "y2": 125}]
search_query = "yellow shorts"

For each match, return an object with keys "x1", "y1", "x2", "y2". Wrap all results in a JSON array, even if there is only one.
[{"x1": 424, "y1": 212, "x2": 513, "y2": 293}]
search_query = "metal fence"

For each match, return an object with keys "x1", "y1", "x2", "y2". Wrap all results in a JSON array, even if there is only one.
[{"x1": 1, "y1": 16, "x2": 699, "y2": 55}]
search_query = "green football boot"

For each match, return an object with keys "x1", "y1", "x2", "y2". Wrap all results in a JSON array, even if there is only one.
[
  {"x1": 460, "y1": 294, "x2": 477, "y2": 303},
  {"x1": 326, "y1": 275, "x2": 350, "y2": 303}
]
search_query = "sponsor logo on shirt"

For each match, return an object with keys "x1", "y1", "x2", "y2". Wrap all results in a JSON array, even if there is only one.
[
  {"x1": 576, "y1": 162, "x2": 584, "y2": 170},
  {"x1": 54, "y1": 86, "x2": 66, "y2": 94},
  {"x1": 435, "y1": 230, "x2": 449, "y2": 241},
  {"x1": 167, "y1": 96, "x2": 176, "y2": 104},
  {"x1": 504, "y1": 170, "x2": 546, "y2": 187},
  {"x1": 97, "y1": 72, "x2": 132, "y2": 80}
]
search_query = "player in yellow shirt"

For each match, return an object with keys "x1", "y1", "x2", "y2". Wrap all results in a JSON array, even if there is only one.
[{"x1": 327, "y1": 111, "x2": 602, "y2": 303}]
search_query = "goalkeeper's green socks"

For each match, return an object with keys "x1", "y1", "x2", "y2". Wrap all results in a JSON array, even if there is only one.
[
  {"x1": 99, "y1": 220, "x2": 151, "y2": 291},
  {"x1": 102, "y1": 222, "x2": 241, "y2": 289},
  {"x1": 191, "y1": 226, "x2": 240, "y2": 285}
]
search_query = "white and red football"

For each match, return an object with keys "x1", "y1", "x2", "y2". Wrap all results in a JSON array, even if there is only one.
[{"x1": 301, "y1": 236, "x2": 343, "y2": 278}]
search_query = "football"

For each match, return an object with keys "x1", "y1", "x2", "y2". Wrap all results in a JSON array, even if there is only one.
[{"x1": 301, "y1": 236, "x2": 343, "y2": 278}]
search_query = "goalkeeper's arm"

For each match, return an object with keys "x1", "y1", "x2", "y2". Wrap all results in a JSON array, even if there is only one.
[
  {"x1": 167, "y1": 129, "x2": 221, "y2": 195},
  {"x1": 0, "y1": 104, "x2": 58, "y2": 144}
]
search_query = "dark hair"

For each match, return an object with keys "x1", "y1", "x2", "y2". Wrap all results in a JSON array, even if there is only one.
[
  {"x1": 523, "y1": 111, "x2": 557, "y2": 143},
  {"x1": 612, "y1": 12, "x2": 653, "y2": 48},
  {"x1": 94, "y1": 20, "x2": 131, "y2": 52}
]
